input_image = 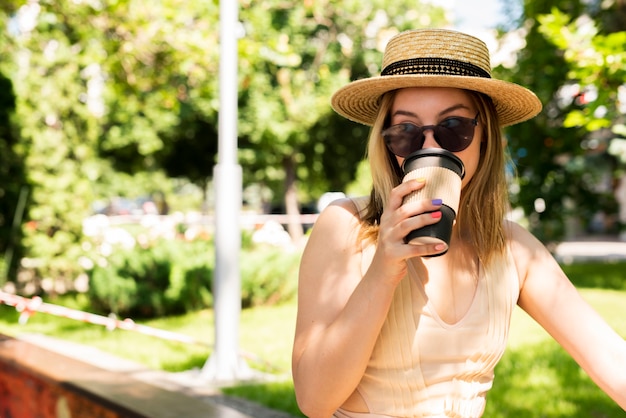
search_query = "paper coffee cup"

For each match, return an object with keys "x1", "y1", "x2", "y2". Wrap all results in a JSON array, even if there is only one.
[{"x1": 401, "y1": 149, "x2": 465, "y2": 255}]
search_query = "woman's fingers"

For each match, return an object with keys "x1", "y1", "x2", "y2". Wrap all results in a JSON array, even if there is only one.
[
  {"x1": 370, "y1": 178, "x2": 447, "y2": 283},
  {"x1": 386, "y1": 178, "x2": 425, "y2": 211},
  {"x1": 376, "y1": 181, "x2": 441, "y2": 256},
  {"x1": 382, "y1": 180, "x2": 442, "y2": 231}
]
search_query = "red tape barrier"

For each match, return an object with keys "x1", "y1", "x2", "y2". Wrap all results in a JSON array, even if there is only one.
[
  {"x1": 0, "y1": 291, "x2": 283, "y2": 371},
  {"x1": 0, "y1": 291, "x2": 209, "y2": 347}
]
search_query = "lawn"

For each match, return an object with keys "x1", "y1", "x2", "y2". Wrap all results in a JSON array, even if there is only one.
[
  {"x1": 484, "y1": 289, "x2": 626, "y2": 417},
  {"x1": 1, "y1": 261, "x2": 626, "y2": 417}
]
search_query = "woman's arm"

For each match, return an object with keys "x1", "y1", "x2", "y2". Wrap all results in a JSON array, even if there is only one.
[
  {"x1": 292, "y1": 179, "x2": 444, "y2": 418},
  {"x1": 510, "y1": 222, "x2": 626, "y2": 410}
]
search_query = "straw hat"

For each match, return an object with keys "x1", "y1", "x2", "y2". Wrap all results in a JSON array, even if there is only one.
[{"x1": 331, "y1": 28, "x2": 542, "y2": 127}]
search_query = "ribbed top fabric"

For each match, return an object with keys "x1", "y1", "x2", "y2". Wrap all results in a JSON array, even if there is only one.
[{"x1": 339, "y1": 197, "x2": 519, "y2": 417}]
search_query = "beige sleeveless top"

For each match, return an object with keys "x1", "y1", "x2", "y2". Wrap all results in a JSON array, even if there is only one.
[{"x1": 337, "y1": 197, "x2": 520, "y2": 418}]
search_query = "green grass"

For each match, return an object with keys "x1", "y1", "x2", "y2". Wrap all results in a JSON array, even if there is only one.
[
  {"x1": 561, "y1": 261, "x2": 626, "y2": 290},
  {"x1": 0, "y1": 293, "x2": 296, "y2": 375},
  {"x1": 1, "y1": 262, "x2": 626, "y2": 417},
  {"x1": 485, "y1": 292, "x2": 626, "y2": 417}
]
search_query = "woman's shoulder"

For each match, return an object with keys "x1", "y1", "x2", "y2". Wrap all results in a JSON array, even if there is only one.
[
  {"x1": 503, "y1": 219, "x2": 546, "y2": 253},
  {"x1": 321, "y1": 196, "x2": 369, "y2": 218},
  {"x1": 305, "y1": 196, "x2": 373, "y2": 251},
  {"x1": 301, "y1": 197, "x2": 368, "y2": 275},
  {"x1": 502, "y1": 219, "x2": 554, "y2": 284},
  {"x1": 312, "y1": 196, "x2": 365, "y2": 234},
  {"x1": 347, "y1": 195, "x2": 370, "y2": 212}
]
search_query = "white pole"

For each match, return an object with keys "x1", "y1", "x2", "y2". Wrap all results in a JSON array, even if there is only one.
[{"x1": 202, "y1": 0, "x2": 250, "y2": 381}]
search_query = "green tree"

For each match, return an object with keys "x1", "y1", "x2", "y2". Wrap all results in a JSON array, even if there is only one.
[
  {"x1": 92, "y1": 0, "x2": 221, "y2": 208},
  {"x1": 0, "y1": 72, "x2": 25, "y2": 282},
  {"x1": 501, "y1": 0, "x2": 624, "y2": 241},
  {"x1": 97, "y1": 1, "x2": 220, "y2": 177},
  {"x1": 238, "y1": 0, "x2": 448, "y2": 241},
  {"x1": 3, "y1": 0, "x2": 106, "y2": 281},
  {"x1": 0, "y1": 1, "x2": 28, "y2": 283},
  {"x1": 538, "y1": 8, "x2": 625, "y2": 156},
  {"x1": 538, "y1": 6, "x2": 626, "y2": 234},
  {"x1": 0, "y1": 0, "x2": 221, "y2": 282},
  {"x1": 0, "y1": 0, "x2": 451, "y2": 282}
]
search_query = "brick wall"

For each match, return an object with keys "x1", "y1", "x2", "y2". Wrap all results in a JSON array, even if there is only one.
[{"x1": 0, "y1": 334, "x2": 250, "y2": 418}]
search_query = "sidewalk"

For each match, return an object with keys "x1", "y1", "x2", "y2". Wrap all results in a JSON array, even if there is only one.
[
  {"x1": 552, "y1": 238, "x2": 626, "y2": 263},
  {"x1": 15, "y1": 333, "x2": 298, "y2": 418}
]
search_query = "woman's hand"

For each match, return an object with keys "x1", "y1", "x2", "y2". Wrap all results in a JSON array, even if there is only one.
[{"x1": 373, "y1": 178, "x2": 445, "y2": 285}]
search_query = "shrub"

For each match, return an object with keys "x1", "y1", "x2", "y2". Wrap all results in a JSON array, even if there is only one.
[
  {"x1": 88, "y1": 239, "x2": 213, "y2": 318},
  {"x1": 86, "y1": 237, "x2": 301, "y2": 318},
  {"x1": 240, "y1": 246, "x2": 300, "y2": 308},
  {"x1": 164, "y1": 240, "x2": 214, "y2": 313}
]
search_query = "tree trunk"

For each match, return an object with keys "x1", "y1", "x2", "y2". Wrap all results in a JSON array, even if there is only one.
[
  {"x1": 617, "y1": 173, "x2": 626, "y2": 241},
  {"x1": 283, "y1": 155, "x2": 303, "y2": 244}
]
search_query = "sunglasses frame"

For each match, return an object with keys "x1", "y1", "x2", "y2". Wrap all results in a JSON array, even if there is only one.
[{"x1": 382, "y1": 112, "x2": 480, "y2": 157}]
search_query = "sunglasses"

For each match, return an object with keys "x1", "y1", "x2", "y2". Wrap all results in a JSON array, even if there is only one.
[{"x1": 382, "y1": 113, "x2": 479, "y2": 157}]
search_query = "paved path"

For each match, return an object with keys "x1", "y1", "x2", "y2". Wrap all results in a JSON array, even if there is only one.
[
  {"x1": 18, "y1": 333, "x2": 298, "y2": 418},
  {"x1": 552, "y1": 238, "x2": 626, "y2": 263}
]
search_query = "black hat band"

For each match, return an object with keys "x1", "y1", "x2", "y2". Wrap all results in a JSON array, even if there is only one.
[{"x1": 381, "y1": 57, "x2": 491, "y2": 79}]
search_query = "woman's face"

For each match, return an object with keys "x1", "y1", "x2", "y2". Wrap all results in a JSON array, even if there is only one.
[{"x1": 388, "y1": 87, "x2": 483, "y2": 188}]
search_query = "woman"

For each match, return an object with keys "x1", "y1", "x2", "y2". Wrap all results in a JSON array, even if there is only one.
[{"x1": 291, "y1": 28, "x2": 626, "y2": 418}]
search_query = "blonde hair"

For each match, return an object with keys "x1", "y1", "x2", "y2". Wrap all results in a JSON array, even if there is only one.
[{"x1": 360, "y1": 89, "x2": 509, "y2": 266}]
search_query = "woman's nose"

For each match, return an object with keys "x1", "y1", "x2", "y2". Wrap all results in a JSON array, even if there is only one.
[{"x1": 421, "y1": 128, "x2": 441, "y2": 149}]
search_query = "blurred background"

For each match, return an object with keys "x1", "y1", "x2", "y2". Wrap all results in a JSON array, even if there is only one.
[
  {"x1": 0, "y1": 0, "x2": 624, "y2": 300},
  {"x1": 0, "y1": 1, "x2": 625, "y2": 416}
]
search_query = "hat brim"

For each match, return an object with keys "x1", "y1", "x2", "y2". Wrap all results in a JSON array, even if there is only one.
[{"x1": 331, "y1": 75, "x2": 542, "y2": 127}]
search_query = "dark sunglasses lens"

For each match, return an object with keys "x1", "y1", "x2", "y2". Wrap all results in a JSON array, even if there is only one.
[
  {"x1": 383, "y1": 124, "x2": 423, "y2": 157},
  {"x1": 435, "y1": 119, "x2": 475, "y2": 152}
]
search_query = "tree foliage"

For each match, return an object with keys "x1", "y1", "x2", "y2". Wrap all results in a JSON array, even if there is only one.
[
  {"x1": 4, "y1": 1, "x2": 105, "y2": 279},
  {"x1": 0, "y1": 0, "x2": 221, "y2": 281},
  {"x1": 237, "y1": 0, "x2": 448, "y2": 239},
  {"x1": 538, "y1": 8, "x2": 626, "y2": 161},
  {"x1": 501, "y1": 0, "x2": 625, "y2": 241},
  {"x1": 0, "y1": 71, "x2": 24, "y2": 281},
  {"x1": 0, "y1": 0, "x2": 449, "y2": 280},
  {"x1": 3, "y1": 0, "x2": 624, "y2": 283}
]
